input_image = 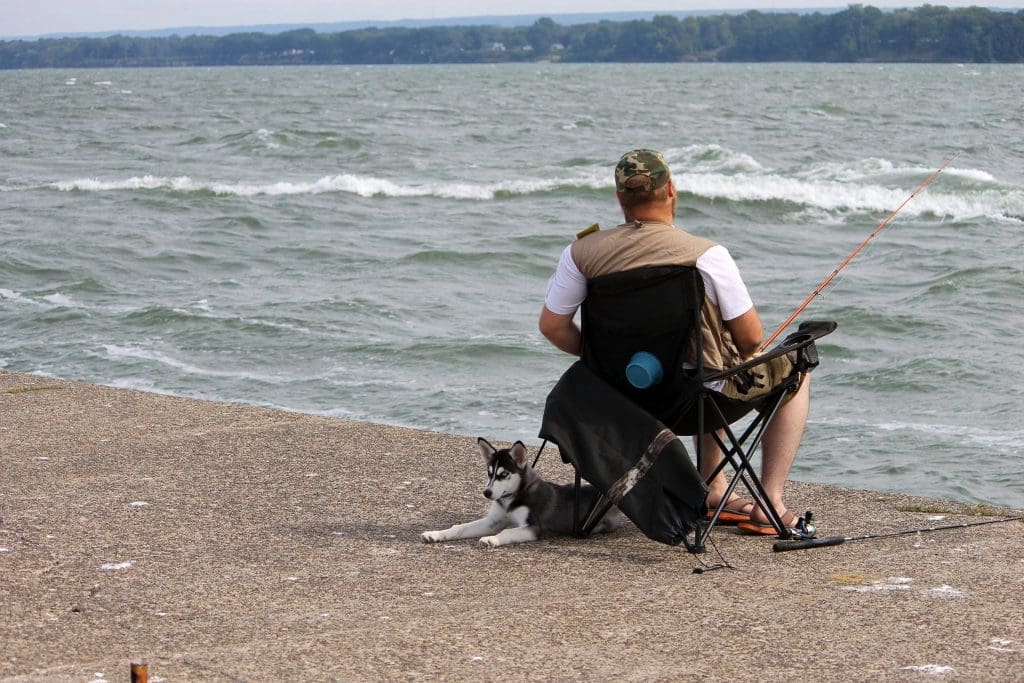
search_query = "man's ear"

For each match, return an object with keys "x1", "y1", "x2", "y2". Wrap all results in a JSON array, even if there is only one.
[{"x1": 616, "y1": 191, "x2": 631, "y2": 220}]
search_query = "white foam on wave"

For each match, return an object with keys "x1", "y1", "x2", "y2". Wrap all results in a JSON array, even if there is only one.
[
  {"x1": 55, "y1": 176, "x2": 194, "y2": 192},
  {"x1": 255, "y1": 128, "x2": 279, "y2": 149},
  {"x1": 42, "y1": 292, "x2": 77, "y2": 308},
  {"x1": 301, "y1": 405, "x2": 356, "y2": 419},
  {"x1": 679, "y1": 171, "x2": 892, "y2": 211},
  {"x1": 1, "y1": 288, "x2": 79, "y2": 310},
  {"x1": 50, "y1": 159, "x2": 1021, "y2": 222},
  {"x1": 240, "y1": 317, "x2": 312, "y2": 334},
  {"x1": 670, "y1": 146, "x2": 1013, "y2": 223},
  {"x1": 101, "y1": 343, "x2": 277, "y2": 382},
  {"x1": 943, "y1": 167, "x2": 998, "y2": 183},
  {"x1": 100, "y1": 345, "x2": 309, "y2": 389},
  {"x1": 678, "y1": 170, "x2": 1022, "y2": 222},
  {"x1": 816, "y1": 415, "x2": 1022, "y2": 455},
  {"x1": 667, "y1": 143, "x2": 764, "y2": 174},
  {"x1": 669, "y1": 148, "x2": 1020, "y2": 221},
  {"x1": 103, "y1": 376, "x2": 169, "y2": 395},
  {"x1": 52, "y1": 173, "x2": 572, "y2": 201},
  {"x1": 2, "y1": 288, "x2": 146, "y2": 318},
  {"x1": 104, "y1": 344, "x2": 203, "y2": 373},
  {"x1": 791, "y1": 207, "x2": 847, "y2": 225},
  {"x1": 796, "y1": 157, "x2": 995, "y2": 185},
  {"x1": 876, "y1": 419, "x2": 1021, "y2": 455}
]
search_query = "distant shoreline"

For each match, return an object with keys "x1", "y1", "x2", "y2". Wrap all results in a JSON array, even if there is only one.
[{"x1": 3, "y1": 6, "x2": 1023, "y2": 69}]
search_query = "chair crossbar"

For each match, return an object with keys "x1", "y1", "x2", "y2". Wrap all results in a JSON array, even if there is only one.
[{"x1": 691, "y1": 382, "x2": 798, "y2": 552}]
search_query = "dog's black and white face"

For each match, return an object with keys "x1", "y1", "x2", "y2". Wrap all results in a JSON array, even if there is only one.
[{"x1": 478, "y1": 438, "x2": 528, "y2": 503}]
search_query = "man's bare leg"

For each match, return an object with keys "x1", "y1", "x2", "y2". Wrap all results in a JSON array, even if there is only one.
[
  {"x1": 751, "y1": 375, "x2": 811, "y2": 524},
  {"x1": 698, "y1": 430, "x2": 753, "y2": 512},
  {"x1": 699, "y1": 375, "x2": 811, "y2": 522}
]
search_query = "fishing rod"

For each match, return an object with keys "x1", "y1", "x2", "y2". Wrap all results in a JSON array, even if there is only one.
[
  {"x1": 772, "y1": 515, "x2": 1022, "y2": 552},
  {"x1": 761, "y1": 151, "x2": 961, "y2": 350}
]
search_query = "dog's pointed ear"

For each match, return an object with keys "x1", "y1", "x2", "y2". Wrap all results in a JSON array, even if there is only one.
[
  {"x1": 510, "y1": 441, "x2": 529, "y2": 467},
  {"x1": 477, "y1": 437, "x2": 496, "y2": 461}
]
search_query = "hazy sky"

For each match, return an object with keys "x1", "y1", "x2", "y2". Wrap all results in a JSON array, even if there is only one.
[{"x1": 4, "y1": 1, "x2": 1021, "y2": 38}]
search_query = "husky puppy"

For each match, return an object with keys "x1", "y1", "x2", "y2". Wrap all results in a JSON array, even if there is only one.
[{"x1": 421, "y1": 437, "x2": 624, "y2": 547}]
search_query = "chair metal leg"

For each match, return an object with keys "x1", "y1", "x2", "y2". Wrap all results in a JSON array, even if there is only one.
[
  {"x1": 692, "y1": 387, "x2": 799, "y2": 549},
  {"x1": 572, "y1": 470, "x2": 612, "y2": 538},
  {"x1": 581, "y1": 497, "x2": 614, "y2": 536},
  {"x1": 573, "y1": 471, "x2": 583, "y2": 537}
]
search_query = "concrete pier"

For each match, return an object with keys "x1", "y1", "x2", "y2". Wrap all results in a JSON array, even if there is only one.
[{"x1": 2, "y1": 370, "x2": 1021, "y2": 681}]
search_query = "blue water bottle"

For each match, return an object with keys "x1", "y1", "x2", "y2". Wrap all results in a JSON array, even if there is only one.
[{"x1": 626, "y1": 351, "x2": 664, "y2": 389}]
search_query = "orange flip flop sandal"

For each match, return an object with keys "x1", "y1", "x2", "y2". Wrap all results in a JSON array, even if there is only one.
[{"x1": 705, "y1": 497, "x2": 754, "y2": 525}]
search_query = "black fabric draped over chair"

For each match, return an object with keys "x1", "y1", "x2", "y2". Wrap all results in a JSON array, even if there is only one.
[{"x1": 538, "y1": 265, "x2": 836, "y2": 552}]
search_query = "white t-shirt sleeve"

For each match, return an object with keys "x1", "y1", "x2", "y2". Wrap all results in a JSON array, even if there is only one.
[
  {"x1": 696, "y1": 245, "x2": 754, "y2": 321},
  {"x1": 544, "y1": 244, "x2": 587, "y2": 315}
]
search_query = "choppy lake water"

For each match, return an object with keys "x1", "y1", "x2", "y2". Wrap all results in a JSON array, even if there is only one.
[{"x1": 1, "y1": 63, "x2": 1021, "y2": 507}]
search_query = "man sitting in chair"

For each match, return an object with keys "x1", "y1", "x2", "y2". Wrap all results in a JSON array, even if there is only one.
[{"x1": 538, "y1": 148, "x2": 810, "y2": 535}]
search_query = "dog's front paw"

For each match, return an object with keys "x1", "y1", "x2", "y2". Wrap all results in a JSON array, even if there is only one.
[
  {"x1": 421, "y1": 530, "x2": 446, "y2": 543},
  {"x1": 479, "y1": 535, "x2": 502, "y2": 548}
]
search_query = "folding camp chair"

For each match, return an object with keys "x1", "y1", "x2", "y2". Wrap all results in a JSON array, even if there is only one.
[{"x1": 538, "y1": 264, "x2": 836, "y2": 553}]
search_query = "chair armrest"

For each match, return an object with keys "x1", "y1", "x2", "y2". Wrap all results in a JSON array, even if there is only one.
[{"x1": 704, "y1": 320, "x2": 837, "y2": 383}]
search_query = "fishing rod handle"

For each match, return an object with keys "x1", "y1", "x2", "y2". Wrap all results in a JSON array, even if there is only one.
[{"x1": 772, "y1": 535, "x2": 846, "y2": 552}]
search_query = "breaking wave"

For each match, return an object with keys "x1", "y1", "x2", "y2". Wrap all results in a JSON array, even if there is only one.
[
  {"x1": 51, "y1": 173, "x2": 591, "y2": 200},
  {"x1": 50, "y1": 159, "x2": 1021, "y2": 223}
]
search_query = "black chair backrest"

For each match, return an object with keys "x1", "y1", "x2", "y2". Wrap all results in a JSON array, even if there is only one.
[{"x1": 580, "y1": 265, "x2": 704, "y2": 424}]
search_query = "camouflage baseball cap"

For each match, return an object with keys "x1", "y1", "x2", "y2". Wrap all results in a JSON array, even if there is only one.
[{"x1": 615, "y1": 149, "x2": 670, "y2": 192}]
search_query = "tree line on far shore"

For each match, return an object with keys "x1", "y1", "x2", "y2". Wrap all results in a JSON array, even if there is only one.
[{"x1": 3, "y1": 5, "x2": 1024, "y2": 69}]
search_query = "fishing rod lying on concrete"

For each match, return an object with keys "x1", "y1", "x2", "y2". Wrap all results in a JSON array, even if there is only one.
[
  {"x1": 773, "y1": 516, "x2": 1023, "y2": 552},
  {"x1": 760, "y1": 151, "x2": 961, "y2": 351}
]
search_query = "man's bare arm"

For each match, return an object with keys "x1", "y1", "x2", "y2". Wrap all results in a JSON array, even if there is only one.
[
  {"x1": 725, "y1": 307, "x2": 763, "y2": 359},
  {"x1": 538, "y1": 306, "x2": 581, "y2": 356}
]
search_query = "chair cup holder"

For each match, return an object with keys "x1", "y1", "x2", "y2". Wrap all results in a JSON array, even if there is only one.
[{"x1": 781, "y1": 332, "x2": 812, "y2": 349}]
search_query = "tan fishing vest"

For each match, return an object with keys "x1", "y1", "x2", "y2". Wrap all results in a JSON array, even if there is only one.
[{"x1": 571, "y1": 220, "x2": 743, "y2": 371}]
